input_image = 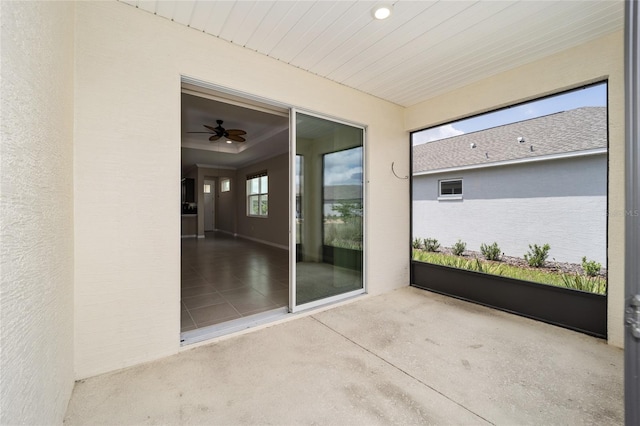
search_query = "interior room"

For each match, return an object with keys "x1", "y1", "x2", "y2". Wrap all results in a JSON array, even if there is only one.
[
  {"x1": 180, "y1": 88, "x2": 290, "y2": 334},
  {"x1": 179, "y1": 86, "x2": 366, "y2": 340}
]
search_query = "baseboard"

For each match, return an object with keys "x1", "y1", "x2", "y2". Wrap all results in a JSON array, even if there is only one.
[
  {"x1": 181, "y1": 235, "x2": 197, "y2": 239},
  {"x1": 208, "y1": 230, "x2": 287, "y2": 250},
  {"x1": 235, "y1": 234, "x2": 288, "y2": 251}
]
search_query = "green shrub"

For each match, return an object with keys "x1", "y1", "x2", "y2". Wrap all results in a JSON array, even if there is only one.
[
  {"x1": 452, "y1": 239, "x2": 466, "y2": 256},
  {"x1": 412, "y1": 238, "x2": 422, "y2": 250},
  {"x1": 524, "y1": 243, "x2": 551, "y2": 268},
  {"x1": 561, "y1": 274, "x2": 607, "y2": 294},
  {"x1": 413, "y1": 251, "x2": 607, "y2": 294},
  {"x1": 432, "y1": 254, "x2": 471, "y2": 269},
  {"x1": 423, "y1": 238, "x2": 440, "y2": 252},
  {"x1": 412, "y1": 250, "x2": 607, "y2": 295},
  {"x1": 480, "y1": 242, "x2": 501, "y2": 261},
  {"x1": 581, "y1": 256, "x2": 602, "y2": 277},
  {"x1": 323, "y1": 218, "x2": 362, "y2": 250}
]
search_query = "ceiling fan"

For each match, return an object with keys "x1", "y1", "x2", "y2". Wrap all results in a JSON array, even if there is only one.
[{"x1": 187, "y1": 119, "x2": 247, "y2": 142}]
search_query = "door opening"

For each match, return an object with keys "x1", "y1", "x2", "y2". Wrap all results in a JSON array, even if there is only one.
[
  {"x1": 180, "y1": 83, "x2": 291, "y2": 343},
  {"x1": 179, "y1": 80, "x2": 367, "y2": 344},
  {"x1": 203, "y1": 179, "x2": 215, "y2": 232}
]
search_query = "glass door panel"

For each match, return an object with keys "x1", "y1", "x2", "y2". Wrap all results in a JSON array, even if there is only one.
[{"x1": 292, "y1": 111, "x2": 365, "y2": 309}]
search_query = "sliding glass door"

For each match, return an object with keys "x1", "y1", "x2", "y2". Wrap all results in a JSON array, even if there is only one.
[{"x1": 290, "y1": 110, "x2": 365, "y2": 311}]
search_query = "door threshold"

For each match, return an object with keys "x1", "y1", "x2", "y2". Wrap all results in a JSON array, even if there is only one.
[
  {"x1": 180, "y1": 292, "x2": 366, "y2": 346},
  {"x1": 180, "y1": 307, "x2": 289, "y2": 346}
]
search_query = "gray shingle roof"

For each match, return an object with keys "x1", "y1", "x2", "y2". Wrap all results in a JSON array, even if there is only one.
[{"x1": 413, "y1": 107, "x2": 607, "y2": 173}]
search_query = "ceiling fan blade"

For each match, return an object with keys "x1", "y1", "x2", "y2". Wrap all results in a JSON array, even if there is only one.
[
  {"x1": 187, "y1": 131, "x2": 213, "y2": 133},
  {"x1": 209, "y1": 135, "x2": 221, "y2": 142},
  {"x1": 226, "y1": 129, "x2": 247, "y2": 136},
  {"x1": 227, "y1": 135, "x2": 246, "y2": 142},
  {"x1": 203, "y1": 124, "x2": 220, "y2": 133}
]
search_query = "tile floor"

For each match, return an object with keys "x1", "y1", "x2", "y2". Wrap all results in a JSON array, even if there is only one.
[{"x1": 181, "y1": 232, "x2": 289, "y2": 332}]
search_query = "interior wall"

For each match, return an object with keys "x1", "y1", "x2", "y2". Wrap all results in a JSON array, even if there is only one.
[
  {"x1": 0, "y1": 1, "x2": 75, "y2": 424},
  {"x1": 216, "y1": 174, "x2": 237, "y2": 234},
  {"x1": 183, "y1": 167, "x2": 197, "y2": 181},
  {"x1": 73, "y1": 1, "x2": 407, "y2": 379},
  {"x1": 405, "y1": 31, "x2": 625, "y2": 347},
  {"x1": 236, "y1": 154, "x2": 289, "y2": 248},
  {"x1": 195, "y1": 166, "x2": 237, "y2": 237}
]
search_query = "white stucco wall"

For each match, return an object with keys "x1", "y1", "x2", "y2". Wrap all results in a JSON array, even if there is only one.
[
  {"x1": 405, "y1": 31, "x2": 625, "y2": 347},
  {"x1": 0, "y1": 1, "x2": 75, "y2": 424},
  {"x1": 413, "y1": 155, "x2": 607, "y2": 264},
  {"x1": 73, "y1": 1, "x2": 407, "y2": 379}
]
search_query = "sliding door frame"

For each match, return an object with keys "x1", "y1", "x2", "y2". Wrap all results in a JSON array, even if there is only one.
[
  {"x1": 289, "y1": 108, "x2": 367, "y2": 313},
  {"x1": 180, "y1": 76, "x2": 368, "y2": 320}
]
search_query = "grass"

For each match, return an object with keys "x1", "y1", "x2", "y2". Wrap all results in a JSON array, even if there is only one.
[
  {"x1": 324, "y1": 219, "x2": 363, "y2": 250},
  {"x1": 413, "y1": 250, "x2": 607, "y2": 295}
]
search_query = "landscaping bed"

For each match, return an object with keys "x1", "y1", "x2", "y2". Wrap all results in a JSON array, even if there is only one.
[
  {"x1": 411, "y1": 260, "x2": 607, "y2": 338},
  {"x1": 412, "y1": 246, "x2": 607, "y2": 295}
]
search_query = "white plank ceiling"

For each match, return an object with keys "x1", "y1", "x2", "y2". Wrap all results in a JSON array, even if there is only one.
[{"x1": 119, "y1": 0, "x2": 623, "y2": 107}]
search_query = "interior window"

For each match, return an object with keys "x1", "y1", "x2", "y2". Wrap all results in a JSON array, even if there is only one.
[
  {"x1": 221, "y1": 178, "x2": 230, "y2": 192},
  {"x1": 247, "y1": 172, "x2": 268, "y2": 217}
]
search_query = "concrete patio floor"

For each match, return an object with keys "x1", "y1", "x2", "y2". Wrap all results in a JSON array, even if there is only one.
[{"x1": 64, "y1": 287, "x2": 623, "y2": 425}]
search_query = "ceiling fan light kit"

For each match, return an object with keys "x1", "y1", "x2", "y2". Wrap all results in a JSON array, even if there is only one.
[{"x1": 187, "y1": 119, "x2": 247, "y2": 143}]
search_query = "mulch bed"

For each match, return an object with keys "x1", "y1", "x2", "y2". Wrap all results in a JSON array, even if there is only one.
[{"x1": 435, "y1": 247, "x2": 608, "y2": 279}]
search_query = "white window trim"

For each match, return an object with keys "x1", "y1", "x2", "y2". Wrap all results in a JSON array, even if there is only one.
[
  {"x1": 438, "y1": 178, "x2": 463, "y2": 201},
  {"x1": 220, "y1": 178, "x2": 230, "y2": 193},
  {"x1": 247, "y1": 173, "x2": 268, "y2": 217}
]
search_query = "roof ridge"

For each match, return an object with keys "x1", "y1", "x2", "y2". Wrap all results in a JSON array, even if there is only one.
[
  {"x1": 413, "y1": 106, "x2": 607, "y2": 173},
  {"x1": 421, "y1": 106, "x2": 606, "y2": 145}
]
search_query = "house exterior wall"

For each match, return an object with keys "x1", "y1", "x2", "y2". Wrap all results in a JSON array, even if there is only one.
[
  {"x1": 0, "y1": 1, "x2": 75, "y2": 424},
  {"x1": 405, "y1": 30, "x2": 625, "y2": 347},
  {"x1": 73, "y1": 1, "x2": 407, "y2": 379},
  {"x1": 413, "y1": 155, "x2": 607, "y2": 264}
]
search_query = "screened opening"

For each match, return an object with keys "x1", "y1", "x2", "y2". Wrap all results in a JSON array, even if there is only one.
[{"x1": 411, "y1": 82, "x2": 608, "y2": 296}]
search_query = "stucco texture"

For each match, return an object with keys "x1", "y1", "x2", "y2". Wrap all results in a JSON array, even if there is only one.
[
  {"x1": 73, "y1": 1, "x2": 407, "y2": 379},
  {"x1": 0, "y1": 1, "x2": 75, "y2": 424},
  {"x1": 414, "y1": 155, "x2": 607, "y2": 264}
]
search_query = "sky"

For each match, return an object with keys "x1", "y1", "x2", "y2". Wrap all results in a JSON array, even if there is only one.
[
  {"x1": 412, "y1": 82, "x2": 607, "y2": 145},
  {"x1": 304, "y1": 83, "x2": 607, "y2": 186},
  {"x1": 323, "y1": 146, "x2": 363, "y2": 186}
]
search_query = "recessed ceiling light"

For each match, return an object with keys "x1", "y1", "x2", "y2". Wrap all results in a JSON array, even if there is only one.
[{"x1": 372, "y1": 4, "x2": 392, "y2": 20}]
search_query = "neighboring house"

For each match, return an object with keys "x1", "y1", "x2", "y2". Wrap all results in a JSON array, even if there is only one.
[{"x1": 412, "y1": 107, "x2": 608, "y2": 264}]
